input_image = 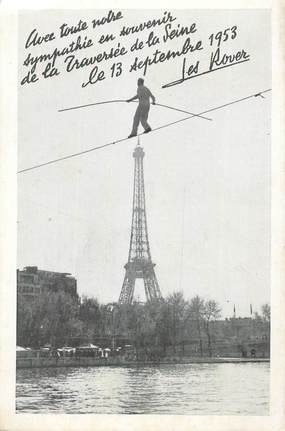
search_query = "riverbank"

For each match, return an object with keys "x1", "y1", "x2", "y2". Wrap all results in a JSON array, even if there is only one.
[{"x1": 16, "y1": 355, "x2": 270, "y2": 369}]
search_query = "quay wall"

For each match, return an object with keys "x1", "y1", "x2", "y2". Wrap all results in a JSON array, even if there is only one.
[{"x1": 17, "y1": 356, "x2": 270, "y2": 369}]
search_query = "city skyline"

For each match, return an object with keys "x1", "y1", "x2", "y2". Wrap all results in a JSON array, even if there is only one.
[{"x1": 16, "y1": 263, "x2": 269, "y2": 318}]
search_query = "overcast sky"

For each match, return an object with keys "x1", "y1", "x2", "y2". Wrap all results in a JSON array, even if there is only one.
[{"x1": 18, "y1": 9, "x2": 271, "y2": 317}]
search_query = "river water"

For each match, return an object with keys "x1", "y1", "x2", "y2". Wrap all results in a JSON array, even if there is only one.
[{"x1": 16, "y1": 362, "x2": 270, "y2": 415}]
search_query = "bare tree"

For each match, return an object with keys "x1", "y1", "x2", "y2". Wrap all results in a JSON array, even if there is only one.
[
  {"x1": 203, "y1": 300, "x2": 222, "y2": 357},
  {"x1": 188, "y1": 296, "x2": 205, "y2": 357},
  {"x1": 166, "y1": 292, "x2": 187, "y2": 353},
  {"x1": 261, "y1": 303, "x2": 270, "y2": 322}
]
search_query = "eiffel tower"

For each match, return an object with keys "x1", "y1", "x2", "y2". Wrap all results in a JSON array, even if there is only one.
[{"x1": 118, "y1": 140, "x2": 162, "y2": 304}]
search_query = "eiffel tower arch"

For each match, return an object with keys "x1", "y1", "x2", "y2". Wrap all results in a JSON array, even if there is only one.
[{"x1": 118, "y1": 141, "x2": 162, "y2": 305}]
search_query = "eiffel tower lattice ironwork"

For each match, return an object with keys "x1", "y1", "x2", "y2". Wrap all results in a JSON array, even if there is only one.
[{"x1": 118, "y1": 141, "x2": 162, "y2": 304}]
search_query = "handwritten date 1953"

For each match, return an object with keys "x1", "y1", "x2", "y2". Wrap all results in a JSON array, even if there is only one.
[{"x1": 209, "y1": 26, "x2": 237, "y2": 47}]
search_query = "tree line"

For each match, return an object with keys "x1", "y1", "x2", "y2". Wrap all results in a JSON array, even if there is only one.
[{"x1": 17, "y1": 290, "x2": 270, "y2": 358}]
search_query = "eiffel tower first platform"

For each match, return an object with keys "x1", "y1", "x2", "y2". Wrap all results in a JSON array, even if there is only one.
[{"x1": 118, "y1": 141, "x2": 163, "y2": 305}]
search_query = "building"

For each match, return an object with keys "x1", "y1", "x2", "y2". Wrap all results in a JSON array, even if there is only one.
[
  {"x1": 181, "y1": 316, "x2": 270, "y2": 358},
  {"x1": 17, "y1": 266, "x2": 78, "y2": 301}
]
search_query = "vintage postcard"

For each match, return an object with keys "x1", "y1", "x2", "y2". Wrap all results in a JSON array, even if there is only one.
[{"x1": 0, "y1": 1, "x2": 284, "y2": 430}]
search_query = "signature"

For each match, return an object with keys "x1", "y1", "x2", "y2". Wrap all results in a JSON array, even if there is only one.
[{"x1": 162, "y1": 47, "x2": 250, "y2": 89}]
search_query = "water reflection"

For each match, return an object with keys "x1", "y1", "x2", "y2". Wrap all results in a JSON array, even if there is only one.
[{"x1": 16, "y1": 363, "x2": 270, "y2": 415}]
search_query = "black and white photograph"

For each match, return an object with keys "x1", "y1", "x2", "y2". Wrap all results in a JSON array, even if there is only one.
[{"x1": 1, "y1": 2, "x2": 284, "y2": 430}]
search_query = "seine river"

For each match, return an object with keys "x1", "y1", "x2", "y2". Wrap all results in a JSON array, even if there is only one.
[{"x1": 16, "y1": 362, "x2": 270, "y2": 415}]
